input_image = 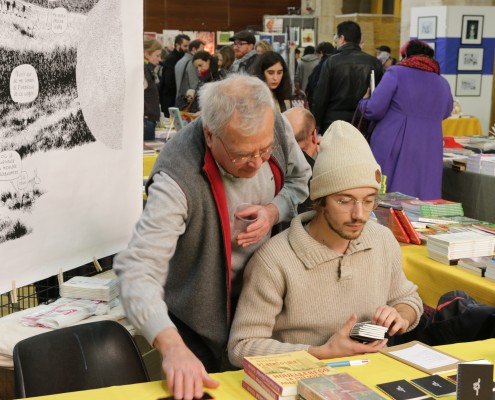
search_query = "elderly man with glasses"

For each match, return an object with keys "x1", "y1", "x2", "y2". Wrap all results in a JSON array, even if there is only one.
[
  {"x1": 228, "y1": 120, "x2": 422, "y2": 368},
  {"x1": 114, "y1": 74, "x2": 311, "y2": 399},
  {"x1": 229, "y1": 30, "x2": 259, "y2": 73}
]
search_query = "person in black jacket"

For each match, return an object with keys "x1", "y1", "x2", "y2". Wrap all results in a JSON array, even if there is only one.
[
  {"x1": 159, "y1": 34, "x2": 190, "y2": 117},
  {"x1": 313, "y1": 21, "x2": 384, "y2": 134},
  {"x1": 306, "y1": 41, "x2": 334, "y2": 112}
]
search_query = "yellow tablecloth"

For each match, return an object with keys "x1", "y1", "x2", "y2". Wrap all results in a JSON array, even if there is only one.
[
  {"x1": 143, "y1": 153, "x2": 158, "y2": 180},
  {"x1": 401, "y1": 245, "x2": 495, "y2": 308},
  {"x1": 24, "y1": 339, "x2": 495, "y2": 399},
  {"x1": 442, "y1": 117, "x2": 482, "y2": 136}
]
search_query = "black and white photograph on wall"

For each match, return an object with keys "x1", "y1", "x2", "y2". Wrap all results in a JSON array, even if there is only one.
[
  {"x1": 417, "y1": 16, "x2": 437, "y2": 40},
  {"x1": 461, "y1": 15, "x2": 483, "y2": 45},
  {"x1": 456, "y1": 74, "x2": 482, "y2": 97},
  {"x1": 458, "y1": 48, "x2": 484, "y2": 71}
]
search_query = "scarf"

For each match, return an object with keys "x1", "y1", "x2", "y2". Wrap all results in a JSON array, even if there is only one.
[{"x1": 397, "y1": 55, "x2": 440, "y2": 74}]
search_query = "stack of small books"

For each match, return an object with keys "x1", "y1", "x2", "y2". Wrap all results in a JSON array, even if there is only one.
[
  {"x1": 401, "y1": 199, "x2": 464, "y2": 218},
  {"x1": 298, "y1": 374, "x2": 386, "y2": 400},
  {"x1": 457, "y1": 256, "x2": 495, "y2": 277},
  {"x1": 426, "y1": 231, "x2": 495, "y2": 265},
  {"x1": 241, "y1": 351, "x2": 333, "y2": 400},
  {"x1": 349, "y1": 322, "x2": 389, "y2": 342},
  {"x1": 60, "y1": 275, "x2": 119, "y2": 301},
  {"x1": 466, "y1": 154, "x2": 495, "y2": 175}
]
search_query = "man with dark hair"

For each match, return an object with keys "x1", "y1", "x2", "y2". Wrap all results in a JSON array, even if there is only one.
[
  {"x1": 175, "y1": 39, "x2": 205, "y2": 110},
  {"x1": 306, "y1": 41, "x2": 334, "y2": 112},
  {"x1": 229, "y1": 30, "x2": 258, "y2": 73},
  {"x1": 159, "y1": 33, "x2": 190, "y2": 117},
  {"x1": 313, "y1": 21, "x2": 384, "y2": 134}
]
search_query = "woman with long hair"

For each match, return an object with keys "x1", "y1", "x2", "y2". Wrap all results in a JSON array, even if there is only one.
[
  {"x1": 359, "y1": 39, "x2": 453, "y2": 199},
  {"x1": 185, "y1": 50, "x2": 224, "y2": 113},
  {"x1": 250, "y1": 51, "x2": 292, "y2": 112},
  {"x1": 216, "y1": 45, "x2": 235, "y2": 73}
]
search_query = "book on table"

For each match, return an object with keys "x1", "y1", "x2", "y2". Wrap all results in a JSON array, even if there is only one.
[
  {"x1": 457, "y1": 256, "x2": 495, "y2": 277},
  {"x1": 410, "y1": 375, "x2": 456, "y2": 397},
  {"x1": 373, "y1": 205, "x2": 410, "y2": 243},
  {"x1": 456, "y1": 360, "x2": 494, "y2": 400},
  {"x1": 379, "y1": 341, "x2": 463, "y2": 375},
  {"x1": 298, "y1": 373, "x2": 386, "y2": 400},
  {"x1": 59, "y1": 275, "x2": 119, "y2": 301},
  {"x1": 376, "y1": 379, "x2": 430, "y2": 400},
  {"x1": 242, "y1": 351, "x2": 333, "y2": 397},
  {"x1": 243, "y1": 374, "x2": 296, "y2": 400},
  {"x1": 400, "y1": 199, "x2": 464, "y2": 218}
]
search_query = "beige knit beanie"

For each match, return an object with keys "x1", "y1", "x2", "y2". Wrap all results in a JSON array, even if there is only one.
[{"x1": 310, "y1": 121, "x2": 382, "y2": 200}]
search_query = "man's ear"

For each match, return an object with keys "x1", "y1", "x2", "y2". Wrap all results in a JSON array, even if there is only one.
[
  {"x1": 204, "y1": 126, "x2": 214, "y2": 148},
  {"x1": 311, "y1": 128, "x2": 318, "y2": 144}
]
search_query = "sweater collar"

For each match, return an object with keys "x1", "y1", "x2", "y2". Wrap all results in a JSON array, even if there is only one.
[{"x1": 288, "y1": 212, "x2": 374, "y2": 270}]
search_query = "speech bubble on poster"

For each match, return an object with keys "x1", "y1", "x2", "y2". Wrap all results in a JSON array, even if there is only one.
[
  {"x1": 10, "y1": 64, "x2": 39, "y2": 104},
  {"x1": 52, "y1": 7, "x2": 68, "y2": 34},
  {"x1": 0, "y1": 151, "x2": 22, "y2": 181}
]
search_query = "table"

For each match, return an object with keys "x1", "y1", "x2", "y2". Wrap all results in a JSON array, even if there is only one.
[
  {"x1": 442, "y1": 117, "x2": 482, "y2": 136},
  {"x1": 401, "y1": 245, "x2": 495, "y2": 308},
  {"x1": 22, "y1": 339, "x2": 495, "y2": 399},
  {"x1": 442, "y1": 166, "x2": 495, "y2": 223},
  {"x1": 143, "y1": 153, "x2": 158, "y2": 179}
]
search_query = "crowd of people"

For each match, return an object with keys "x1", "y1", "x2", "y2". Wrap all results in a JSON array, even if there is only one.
[{"x1": 132, "y1": 20, "x2": 454, "y2": 399}]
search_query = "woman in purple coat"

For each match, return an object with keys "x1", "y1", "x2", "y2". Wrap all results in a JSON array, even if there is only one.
[{"x1": 359, "y1": 40, "x2": 453, "y2": 199}]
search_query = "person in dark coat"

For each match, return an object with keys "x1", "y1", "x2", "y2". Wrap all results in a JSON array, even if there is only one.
[
  {"x1": 313, "y1": 21, "x2": 384, "y2": 134},
  {"x1": 159, "y1": 34, "x2": 190, "y2": 117}
]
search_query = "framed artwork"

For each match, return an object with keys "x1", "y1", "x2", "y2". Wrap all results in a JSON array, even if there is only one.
[
  {"x1": 461, "y1": 15, "x2": 483, "y2": 45},
  {"x1": 417, "y1": 16, "x2": 437, "y2": 40},
  {"x1": 301, "y1": 28, "x2": 315, "y2": 47},
  {"x1": 455, "y1": 74, "x2": 482, "y2": 97},
  {"x1": 457, "y1": 48, "x2": 484, "y2": 71},
  {"x1": 216, "y1": 31, "x2": 233, "y2": 46}
]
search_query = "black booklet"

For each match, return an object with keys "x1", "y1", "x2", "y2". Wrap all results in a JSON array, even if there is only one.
[
  {"x1": 457, "y1": 360, "x2": 494, "y2": 400},
  {"x1": 377, "y1": 379, "x2": 431, "y2": 400},
  {"x1": 411, "y1": 375, "x2": 456, "y2": 397}
]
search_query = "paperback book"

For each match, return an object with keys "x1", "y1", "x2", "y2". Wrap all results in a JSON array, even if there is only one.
[
  {"x1": 410, "y1": 375, "x2": 456, "y2": 397},
  {"x1": 457, "y1": 360, "x2": 494, "y2": 400},
  {"x1": 298, "y1": 373, "x2": 386, "y2": 400},
  {"x1": 376, "y1": 379, "x2": 430, "y2": 400},
  {"x1": 243, "y1": 374, "x2": 295, "y2": 400},
  {"x1": 243, "y1": 351, "x2": 334, "y2": 396},
  {"x1": 59, "y1": 275, "x2": 119, "y2": 301}
]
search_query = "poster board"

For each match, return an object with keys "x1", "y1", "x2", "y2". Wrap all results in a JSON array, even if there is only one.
[{"x1": 0, "y1": 0, "x2": 142, "y2": 294}]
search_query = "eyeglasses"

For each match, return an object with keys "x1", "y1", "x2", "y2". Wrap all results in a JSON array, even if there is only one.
[
  {"x1": 233, "y1": 41, "x2": 249, "y2": 47},
  {"x1": 217, "y1": 135, "x2": 278, "y2": 164},
  {"x1": 331, "y1": 196, "x2": 379, "y2": 212}
]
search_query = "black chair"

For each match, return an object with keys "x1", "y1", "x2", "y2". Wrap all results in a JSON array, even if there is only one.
[{"x1": 13, "y1": 320, "x2": 150, "y2": 398}]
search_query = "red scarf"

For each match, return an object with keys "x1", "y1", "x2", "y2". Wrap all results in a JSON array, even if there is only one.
[{"x1": 397, "y1": 55, "x2": 440, "y2": 75}]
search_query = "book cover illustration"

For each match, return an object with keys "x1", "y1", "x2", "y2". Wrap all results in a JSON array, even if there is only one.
[
  {"x1": 457, "y1": 360, "x2": 494, "y2": 400},
  {"x1": 298, "y1": 373, "x2": 386, "y2": 400},
  {"x1": 243, "y1": 351, "x2": 333, "y2": 396},
  {"x1": 377, "y1": 379, "x2": 430, "y2": 400},
  {"x1": 410, "y1": 375, "x2": 456, "y2": 397}
]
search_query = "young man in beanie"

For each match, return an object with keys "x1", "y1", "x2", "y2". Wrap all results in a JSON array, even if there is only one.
[
  {"x1": 228, "y1": 121, "x2": 422, "y2": 367},
  {"x1": 229, "y1": 30, "x2": 258, "y2": 73}
]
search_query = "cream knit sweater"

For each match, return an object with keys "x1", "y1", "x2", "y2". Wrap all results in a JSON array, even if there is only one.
[{"x1": 228, "y1": 211, "x2": 423, "y2": 367}]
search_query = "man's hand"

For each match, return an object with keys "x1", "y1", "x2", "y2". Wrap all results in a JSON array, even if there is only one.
[
  {"x1": 372, "y1": 305, "x2": 410, "y2": 336},
  {"x1": 154, "y1": 328, "x2": 219, "y2": 399},
  {"x1": 236, "y1": 203, "x2": 279, "y2": 247},
  {"x1": 308, "y1": 314, "x2": 388, "y2": 360}
]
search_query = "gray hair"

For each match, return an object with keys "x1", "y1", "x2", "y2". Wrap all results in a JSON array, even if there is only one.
[{"x1": 198, "y1": 74, "x2": 276, "y2": 137}]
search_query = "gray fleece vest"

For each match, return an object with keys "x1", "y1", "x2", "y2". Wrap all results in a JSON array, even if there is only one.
[{"x1": 147, "y1": 114, "x2": 289, "y2": 358}]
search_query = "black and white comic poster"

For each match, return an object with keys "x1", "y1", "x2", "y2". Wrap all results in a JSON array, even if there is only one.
[{"x1": 0, "y1": 0, "x2": 142, "y2": 294}]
